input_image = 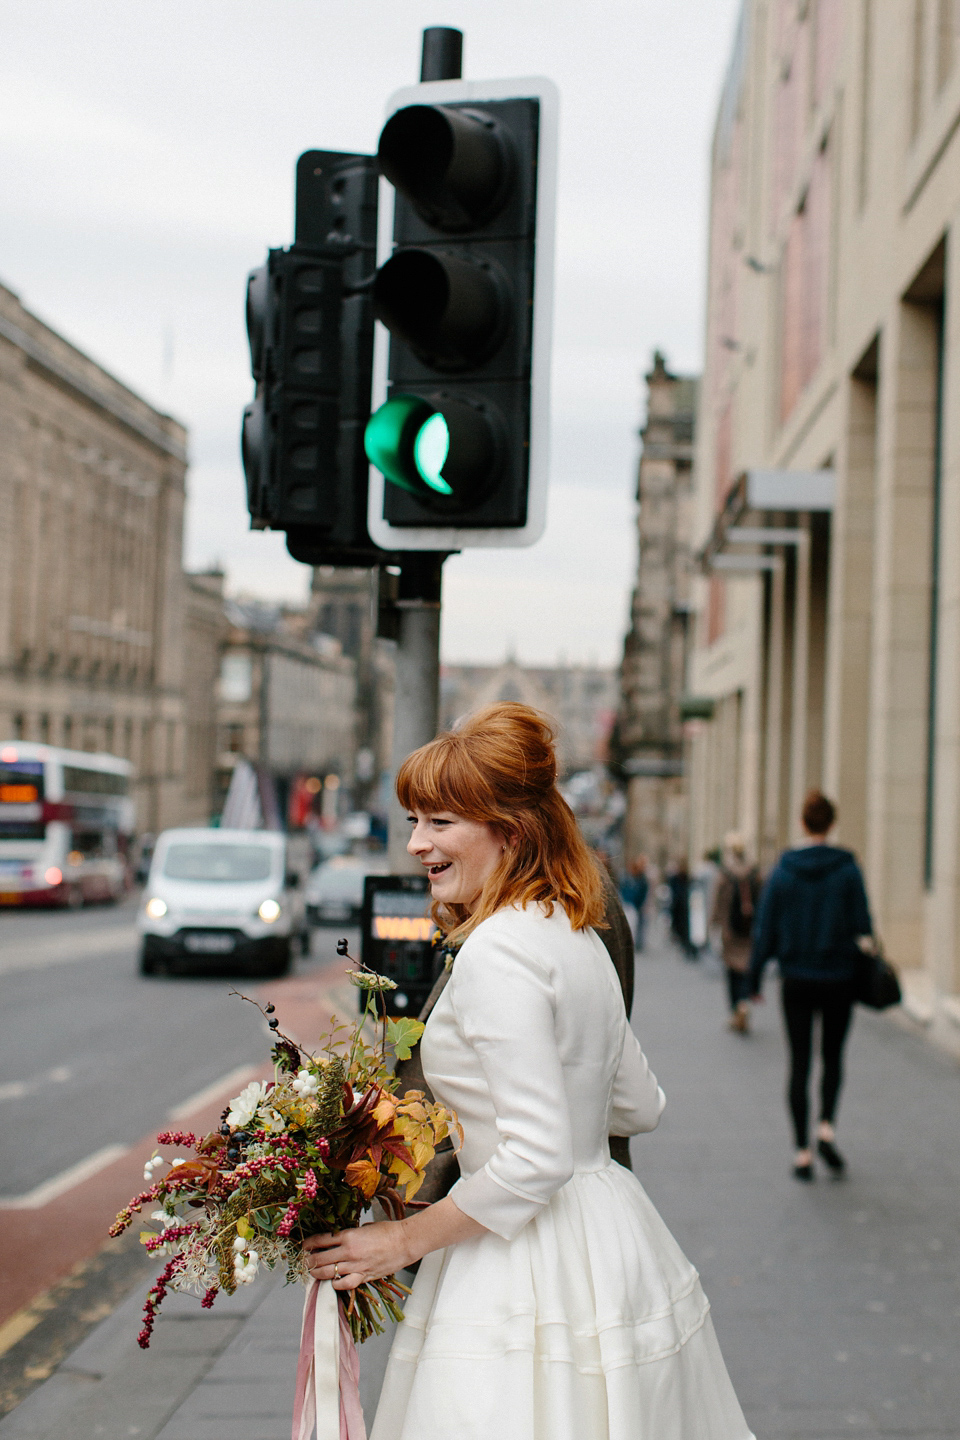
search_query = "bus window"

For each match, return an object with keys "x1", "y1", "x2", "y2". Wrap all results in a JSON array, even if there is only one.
[
  {"x1": 63, "y1": 766, "x2": 129, "y2": 797},
  {"x1": 70, "y1": 831, "x2": 111, "y2": 861},
  {"x1": 0, "y1": 760, "x2": 45, "y2": 840}
]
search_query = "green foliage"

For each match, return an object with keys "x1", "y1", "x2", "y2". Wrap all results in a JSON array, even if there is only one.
[{"x1": 386, "y1": 1017, "x2": 425, "y2": 1062}]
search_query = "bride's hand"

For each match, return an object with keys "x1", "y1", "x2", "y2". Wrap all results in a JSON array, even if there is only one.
[{"x1": 303, "y1": 1221, "x2": 413, "y2": 1291}]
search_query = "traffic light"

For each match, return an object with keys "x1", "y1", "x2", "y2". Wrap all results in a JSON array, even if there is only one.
[
  {"x1": 242, "y1": 150, "x2": 390, "y2": 566},
  {"x1": 365, "y1": 77, "x2": 558, "y2": 551}
]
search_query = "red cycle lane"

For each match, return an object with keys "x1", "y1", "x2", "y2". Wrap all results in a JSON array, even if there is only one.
[{"x1": 0, "y1": 955, "x2": 356, "y2": 1338}]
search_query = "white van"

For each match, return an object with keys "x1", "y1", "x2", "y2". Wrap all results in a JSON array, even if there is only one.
[{"x1": 138, "y1": 828, "x2": 307, "y2": 977}]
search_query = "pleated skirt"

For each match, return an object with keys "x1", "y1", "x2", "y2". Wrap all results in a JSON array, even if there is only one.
[{"x1": 370, "y1": 1163, "x2": 755, "y2": 1440}]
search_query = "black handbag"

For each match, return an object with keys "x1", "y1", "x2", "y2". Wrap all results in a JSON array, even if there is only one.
[{"x1": 855, "y1": 945, "x2": 902, "y2": 1010}]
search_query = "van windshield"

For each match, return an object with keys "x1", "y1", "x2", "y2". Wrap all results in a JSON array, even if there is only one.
[{"x1": 163, "y1": 843, "x2": 274, "y2": 883}]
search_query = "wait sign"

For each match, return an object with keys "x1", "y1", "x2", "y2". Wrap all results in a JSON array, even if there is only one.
[{"x1": 360, "y1": 874, "x2": 442, "y2": 1016}]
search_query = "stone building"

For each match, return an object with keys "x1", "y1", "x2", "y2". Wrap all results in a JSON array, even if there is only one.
[
  {"x1": 182, "y1": 571, "x2": 228, "y2": 822},
  {"x1": 0, "y1": 280, "x2": 209, "y2": 832},
  {"x1": 614, "y1": 353, "x2": 698, "y2": 869},
  {"x1": 440, "y1": 658, "x2": 618, "y2": 777},
  {"x1": 215, "y1": 598, "x2": 357, "y2": 820},
  {"x1": 310, "y1": 567, "x2": 394, "y2": 809},
  {"x1": 687, "y1": 0, "x2": 960, "y2": 1047}
]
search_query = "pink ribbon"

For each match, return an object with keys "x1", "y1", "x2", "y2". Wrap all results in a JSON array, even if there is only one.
[{"x1": 292, "y1": 1278, "x2": 367, "y2": 1440}]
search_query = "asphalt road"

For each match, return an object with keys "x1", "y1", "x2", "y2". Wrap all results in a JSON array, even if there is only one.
[{"x1": 0, "y1": 896, "x2": 358, "y2": 1201}]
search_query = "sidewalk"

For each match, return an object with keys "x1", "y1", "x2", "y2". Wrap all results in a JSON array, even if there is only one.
[{"x1": 2, "y1": 926, "x2": 958, "y2": 1439}]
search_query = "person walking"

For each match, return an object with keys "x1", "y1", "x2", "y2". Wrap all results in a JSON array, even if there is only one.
[
  {"x1": 668, "y1": 858, "x2": 694, "y2": 957},
  {"x1": 619, "y1": 855, "x2": 650, "y2": 951},
  {"x1": 306, "y1": 703, "x2": 754, "y2": 1440},
  {"x1": 711, "y1": 833, "x2": 760, "y2": 1034},
  {"x1": 749, "y1": 790, "x2": 873, "y2": 1182}
]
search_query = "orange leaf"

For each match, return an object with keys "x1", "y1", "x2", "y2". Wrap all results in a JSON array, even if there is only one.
[{"x1": 344, "y1": 1158, "x2": 382, "y2": 1199}]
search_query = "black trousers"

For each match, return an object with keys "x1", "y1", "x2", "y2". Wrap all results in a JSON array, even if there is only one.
[
  {"x1": 780, "y1": 978, "x2": 856, "y2": 1149},
  {"x1": 726, "y1": 967, "x2": 751, "y2": 1011}
]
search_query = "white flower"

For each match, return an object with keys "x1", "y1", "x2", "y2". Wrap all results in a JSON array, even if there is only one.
[
  {"x1": 234, "y1": 1248, "x2": 260, "y2": 1284},
  {"x1": 291, "y1": 1069, "x2": 319, "y2": 1098},
  {"x1": 151, "y1": 1210, "x2": 176, "y2": 1230},
  {"x1": 232, "y1": 1236, "x2": 247, "y2": 1253},
  {"x1": 261, "y1": 1107, "x2": 287, "y2": 1134},
  {"x1": 226, "y1": 1081, "x2": 269, "y2": 1129}
]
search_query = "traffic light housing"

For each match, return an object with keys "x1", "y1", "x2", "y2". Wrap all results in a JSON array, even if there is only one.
[
  {"x1": 365, "y1": 77, "x2": 558, "y2": 551},
  {"x1": 242, "y1": 150, "x2": 391, "y2": 566}
]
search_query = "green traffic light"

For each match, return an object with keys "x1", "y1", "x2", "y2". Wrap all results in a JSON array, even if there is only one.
[
  {"x1": 364, "y1": 395, "x2": 453, "y2": 496},
  {"x1": 413, "y1": 413, "x2": 452, "y2": 494}
]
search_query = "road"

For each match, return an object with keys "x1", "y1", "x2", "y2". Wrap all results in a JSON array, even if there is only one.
[{"x1": 0, "y1": 896, "x2": 358, "y2": 1201}]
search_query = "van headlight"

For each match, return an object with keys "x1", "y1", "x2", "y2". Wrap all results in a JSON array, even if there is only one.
[
  {"x1": 145, "y1": 897, "x2": 168, "y2": 919},
  {"x1": 258, "y1": 898, "x2": 281, "y2": 923}
]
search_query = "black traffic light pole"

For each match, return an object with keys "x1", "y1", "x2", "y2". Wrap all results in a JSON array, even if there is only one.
[{"x1": 386, "y1": 27, "x2": 462, "y2": 869}]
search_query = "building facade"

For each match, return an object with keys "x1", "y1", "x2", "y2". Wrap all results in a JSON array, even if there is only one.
[
  {"x1": 615, "y1": 353, "x2": 698, "y2": 869},
  {"x1": 440, "y1": 659, "x2": 618, "y2": 777},
  {"x1": 215, "y1": 599, "x2": 357, "y2": 820},
  {"x1": 0, "y1": 280, "x2": 200, "y2": 832},
  {"x1": 688, "y1": 0, "x2": 960, "y2": 1047}
]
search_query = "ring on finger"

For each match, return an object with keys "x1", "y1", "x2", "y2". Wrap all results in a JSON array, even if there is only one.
[{"x1": 333, "y1": 1264, "x2": 340, "y2": 1281}]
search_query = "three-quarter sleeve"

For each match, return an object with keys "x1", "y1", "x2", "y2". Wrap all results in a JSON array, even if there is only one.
[
  {"x1": 447, "y1": 929, "x2": 575, "y2": 1241},
  {"x1": 610, "y1": 1027, "x2": 666, "y2": 1137}
]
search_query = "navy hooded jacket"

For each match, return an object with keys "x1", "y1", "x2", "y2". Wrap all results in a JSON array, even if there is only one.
[{"x1": 749, "y1": 844, "x2": 872, "y2": 988}]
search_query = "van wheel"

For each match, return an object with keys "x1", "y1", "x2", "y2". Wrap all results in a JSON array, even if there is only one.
[{"x1": 139, "y1": 948, "x2": 158, "y2": 976}]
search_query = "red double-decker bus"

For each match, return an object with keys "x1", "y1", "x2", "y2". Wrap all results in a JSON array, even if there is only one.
[{"x1": 0, "y1": 743, "x2": 134, "y2": 908}]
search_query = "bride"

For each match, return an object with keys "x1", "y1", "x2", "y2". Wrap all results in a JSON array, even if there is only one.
[{"x1": 305, "y1": 703, "x2": 754, "y2": 1440}]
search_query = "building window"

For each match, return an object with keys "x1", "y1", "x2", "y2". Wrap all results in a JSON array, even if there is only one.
[
  {"x1": 39, "y1": 714, "x2": 50, "y2": 743},
  {"x1": 63, "y1": 716, "x2": 73, "y2": 747},
  {"x1": 219, "y1": 653, "x2": 253, "y2": 703},
  {"x1": 13, "y1": 714, "x2": 25, "y2": 740},
  {"x1": 227, "y1": 724, "x2": 245, "y2": 754}
]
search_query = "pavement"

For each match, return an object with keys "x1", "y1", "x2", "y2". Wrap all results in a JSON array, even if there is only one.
[{"x1": 1, "y1": 919, "x2": 958, "y2": 1439}]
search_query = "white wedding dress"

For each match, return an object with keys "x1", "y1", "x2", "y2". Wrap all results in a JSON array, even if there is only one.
[{"x1": 371, "y1": 904, "x2": 755, "y2": 1440}]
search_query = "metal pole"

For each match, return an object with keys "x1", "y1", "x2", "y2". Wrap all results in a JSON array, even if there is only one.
[
  {"x1": 420, "y1": 26, "x2": 463, "y2": 82},
  {"x1": 385, "y1": 27, "x2": 463, "y2": 870},
  {"x1": 388, "y1": 555, "x2": 444, "y2": 869}
]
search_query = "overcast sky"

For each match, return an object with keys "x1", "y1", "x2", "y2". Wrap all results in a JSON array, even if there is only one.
[{"x1": 1, "y1": 0, "x2": 738, "y2": 666}]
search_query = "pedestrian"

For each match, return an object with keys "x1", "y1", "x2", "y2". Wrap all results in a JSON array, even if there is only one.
[
  {"x1": 306, "y1": 702, "x2": 754, "y2": 1440},
  {"x1": 711, "y1": 833, "x2": 761, "y2": 1034},
  {"x1": 668, "y1": 858, "x2": 694, "y2": 957},
  {"x1": 619, "y1": 854, "x2": 650, "y2": 951},
  {"x1": 749, "y1": 790, "x2": 873, "y2": 1182}
]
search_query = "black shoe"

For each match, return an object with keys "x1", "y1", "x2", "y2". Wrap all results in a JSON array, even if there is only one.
[
  {"x1": 817, "y1": 1138, "x2": 846, "y2": 1174},
  {"x1": 792, "y1": 1162, "x2": 815, "y2": 1182}
]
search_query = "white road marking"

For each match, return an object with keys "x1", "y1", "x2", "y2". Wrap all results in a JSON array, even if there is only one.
[
  {"x1": 166, "y1": 1064, "x2": 259, "y2": 1121},
  {"x1": 0, "y1": 1064, "x2": 71, "y2": 1103},
  {"x1": 0, "y1": 1143, "x2": 129, "y2": 1210},
  {"x1": 0, "y1": 927, "x2": 137, "y2": 976}
]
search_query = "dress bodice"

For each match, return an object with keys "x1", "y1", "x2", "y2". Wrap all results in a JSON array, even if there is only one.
[{"x1": 419, "y1": 904, "x2": 665, "y2": 1241}]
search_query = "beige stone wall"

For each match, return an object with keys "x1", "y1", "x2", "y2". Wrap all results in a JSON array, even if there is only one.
[
  {"x1": 689, "y1": 0, "x2": 960, "y2": 1048},
  {"x1": 0, "y1": 281, "x2": 196, "y2": 834}
]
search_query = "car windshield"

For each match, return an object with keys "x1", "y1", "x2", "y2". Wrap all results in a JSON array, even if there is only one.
[
  {"x1": 162, "y1": 842, "x2": 274, "y2": 883},
  {"x1": 318, "y1": 866, "x2": 366, "y2": 901}
]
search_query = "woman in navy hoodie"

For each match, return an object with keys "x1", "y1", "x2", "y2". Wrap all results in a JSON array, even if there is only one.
[{"x1": 749, "y1": 791, "x2": 873, "y2": 1181}]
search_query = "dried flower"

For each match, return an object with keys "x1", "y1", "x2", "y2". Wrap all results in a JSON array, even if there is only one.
[{"x1": 347, "y1": 969, "x2": 397, "y2": 992}]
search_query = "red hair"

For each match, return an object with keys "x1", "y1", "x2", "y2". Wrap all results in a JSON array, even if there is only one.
[{"x1": 395, "y1": 702, "x2": 607, "y2": 944}]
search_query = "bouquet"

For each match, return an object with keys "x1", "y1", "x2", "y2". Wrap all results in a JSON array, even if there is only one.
[{"x1": 111, "y1": 939, "x2": 460, "y2": 1362}]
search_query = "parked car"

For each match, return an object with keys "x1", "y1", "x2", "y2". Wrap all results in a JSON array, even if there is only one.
[
  {"x1": 304, "y1": 854, "x2": 388, "y2": 926},
  {"x1": 138, "y1": 828, "x2": 308, "y2": 977}
]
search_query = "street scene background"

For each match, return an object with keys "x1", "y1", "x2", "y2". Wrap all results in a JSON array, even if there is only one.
[{"x1": 2, "y1": 3, "x2": 960, "y2": 1439}]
